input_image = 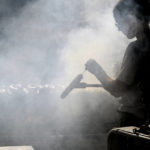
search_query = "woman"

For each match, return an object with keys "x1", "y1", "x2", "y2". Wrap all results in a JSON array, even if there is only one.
[{"x1": 85, "y1": 0, "x2": 150, "y2": 127}]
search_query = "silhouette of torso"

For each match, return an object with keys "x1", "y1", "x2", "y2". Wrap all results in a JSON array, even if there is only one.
[{"x1": 116, "y1": 32, "x2": 150, "y2": 118}]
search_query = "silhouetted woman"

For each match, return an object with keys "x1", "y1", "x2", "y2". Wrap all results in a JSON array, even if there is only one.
[{"x1": 85, "y1": 0, "x2": 150, "y2": 127}]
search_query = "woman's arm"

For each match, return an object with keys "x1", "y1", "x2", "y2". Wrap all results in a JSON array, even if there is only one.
[{"x1": 85, "y1": 59, "x2": 129, "y2": 97}]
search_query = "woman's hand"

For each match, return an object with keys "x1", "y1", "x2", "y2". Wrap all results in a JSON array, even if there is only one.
[
  {"x1": 85, "y1": 59, "x2": 112, "y2": 89},
  {"x1": 85, "y1": 59, "x2": 102, "y2": 76}
]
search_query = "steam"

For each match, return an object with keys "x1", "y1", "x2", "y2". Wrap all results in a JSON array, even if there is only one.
[
  {"x1": 61, "y1": 1, "x2": 131, "y2": 85},
  {"x1": 0, "y1": 0, "x2": 134, "y2": 150}
]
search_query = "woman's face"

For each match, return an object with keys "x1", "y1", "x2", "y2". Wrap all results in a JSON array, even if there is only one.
[{"x1": 115, "y1": 15, "x2": 143, "y2": 39}]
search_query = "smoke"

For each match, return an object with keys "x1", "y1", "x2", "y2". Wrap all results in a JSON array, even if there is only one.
[
  {"x1": 61, "y1": 1, "x2": 132, "y2": 84},
  {"x1": 0, "y1": 0, "x2": 135, "y2": 150}
]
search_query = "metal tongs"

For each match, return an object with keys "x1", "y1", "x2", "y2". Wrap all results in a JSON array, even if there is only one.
[{"x1": 61, "y1": 70, "x2": 102, "y2": 99}]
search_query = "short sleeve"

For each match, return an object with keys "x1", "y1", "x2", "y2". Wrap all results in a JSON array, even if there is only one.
[{"x1": 117, "y1": 42, "x2": 140, "y2": 85}]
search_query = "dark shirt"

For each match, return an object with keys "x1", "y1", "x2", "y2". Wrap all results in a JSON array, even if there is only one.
[{"x1": 106, "y1": 33, "x2": 150, "y2": 118}]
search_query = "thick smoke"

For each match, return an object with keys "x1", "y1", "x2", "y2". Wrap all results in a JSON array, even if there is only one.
[{"x1": 0, "y1": 0, "x2": 135, "y2": 150}]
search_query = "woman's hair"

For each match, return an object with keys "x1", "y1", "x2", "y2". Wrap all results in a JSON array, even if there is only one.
[{"x1": 113, "y1": 0, "x2": 150, "y2": 24}]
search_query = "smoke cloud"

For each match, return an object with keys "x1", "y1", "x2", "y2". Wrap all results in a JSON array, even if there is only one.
[{"x1": 0, "y1": 0, "x2": 134, "y2": 150}]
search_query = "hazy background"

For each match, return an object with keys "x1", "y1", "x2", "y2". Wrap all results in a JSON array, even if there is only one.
[{"x1": 0, "y1": 0, "x2": 131, "y2": 150}]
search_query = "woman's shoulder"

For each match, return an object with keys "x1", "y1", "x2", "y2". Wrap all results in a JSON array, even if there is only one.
[
  {"x1": 124, "y1": 41, "x2": 139, "y2": 58},
  {"x1": 126, "y1": 40, "x2": 147, "y2": 57},
  {"x1": 124, "y1": 39, "x2": 150, "y2": 66},
  {"x1": 127, "y1": 41, "x2": 140, "y2": 51}
]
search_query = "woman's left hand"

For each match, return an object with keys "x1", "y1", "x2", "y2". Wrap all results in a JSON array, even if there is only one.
[{"x1": 85, "y1": 59, "x2": 102, "y2": 75}]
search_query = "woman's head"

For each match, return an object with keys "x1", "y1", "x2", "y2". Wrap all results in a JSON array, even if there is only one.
[{"x1": 113, "y1": 0, "x2": 150, "y2": 39}]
